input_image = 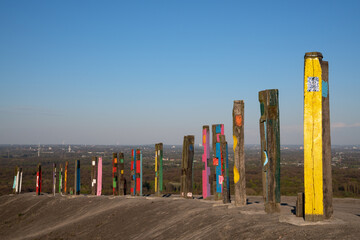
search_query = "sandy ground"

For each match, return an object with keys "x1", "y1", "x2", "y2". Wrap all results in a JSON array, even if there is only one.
[{"x1": 0, "y1": 193, "x2": 359, "y2": 240}]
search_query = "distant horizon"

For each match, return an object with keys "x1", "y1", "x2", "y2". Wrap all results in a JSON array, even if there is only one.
[{"x1": 1, "y1": 143, "x2": 359, "y2": 147}]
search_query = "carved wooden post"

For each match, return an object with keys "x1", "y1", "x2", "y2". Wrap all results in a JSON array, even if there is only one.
[
  {"x1": 259, "y1": 89, "x2": 280, "y2": 213},
  {"x1": 131, "y1": 149, "x2": 136, "y2": 196},
  {"x1": 181, "y1": 135, "x2": 194, "y2": 198},
  {"x1": 220, "y1": 135, "x2": 231, "y2": 203},
  {"x1": 155, "y1": 144, "x2": 158, "y2": 195},
  {"x1": 140, "y1": 150, "x2": 143, "y2": 196},
  {"x1": 136, "y1": 149, "x2": 142, "y2": 196},
  {"x1": 53, "y1": 163, "x2": 56, "y2": 196},
  {"x1": 321, "y1": 58, "x2": 333, "y2": 219},
  {"x1": 59, "y1": 164, "x2": 63, "y2": 194},
  {"x1": 233, "y1": 100, "x2": 246, "y2": 206},
  {"x1": 64, "y1": 161, "x2": 68, "y2": 194},
  {"x1": 13, "y1": 166, "x2": 18, "y2": 194},
  {"x1": 202, "y1": 126, "x2": 211, "y2": 199},
  {"x1": 304, "y1": 52, "x2": 332, "y2": 221},
  {"x1": 13, "y1": 166, "x2": 22, "y2": 194},
  {"x1": 36, "y1": 164, "x2": 42, "y2": 195},
  {"x1": 212, "y1": 124, "x2": 224, "y2": 200},
  {"x1": 97, "y1": 157, "x2": 103, "y2": 196},
  {"x1": 74, "y1": 160, "x2": 80, "y2": 195},
  {"x1": 91, "y1": 157, "x2": 97, "y2": 195},
  {"x1": 155, "y1": 143, "x2": 163, "y2": 196},
  {"x1": 18, "y1": 168, "x2": 22, "y2": 193},
  {"x1": 112, "y1": 153, "x2": 118, "y2": 195},
  {"x1": 118, "y1": 153, "x2": 125, "y2": 195}
]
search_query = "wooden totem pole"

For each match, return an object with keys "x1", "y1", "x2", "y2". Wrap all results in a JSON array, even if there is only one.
[
  {"x1": 53, "y1": 163, "x2": 57, "y2": 196},
  {"x1": 97, "y1": 157, "x2": 103, "y2": 196},
  {"x1": 36, "y1": 163, "x2": 42, "y2": 195},
  {"x1": 91, "y1": 157, "x2": 97, "y2": 195},
  {"x1": 13, "y1": 166, "x2": 22, "y2": 194},
  {"x1": 181, "y1": 135, "x2": 194, "y2": 198},
  {"x1": 136, "y1": 149, "x2": 142, "y2": 196},
  {"x1": 212, "y1": 124, "x2": 224, "y2": 200},
  {"x1": 12, "y1": 166, "x2": 18, "y2": 194},
  {"x1": 233, "y1": 100, "x2": 246, "y2": 206},
  {"x1": 202, "y1": 126, "x2": 211, "y2": 199},
  {"x1": 259, "y1": 89, "x2": 280, "y2": 213},
  {"x1": 112, "y1": 153, "x2": 118, "y2": 195},
  {"x1": 155, "y1": 143, "x2": 163, "y2": 196},
  {"x1": 59, "y1": 164, "x2": 63, "y2": 194},
  {"x1": 220, "y1": 135, "x2": 231, "y2": 203},
  {"x1": 74, "y1": 160, "x2": 80, "y2": 195},
  {"x1": 118, "y1": 153, "x2": 125, "y2": 195},
  {"x1": 304, "y1": 52, "x2": 333, "y2": 221},
  {"x1": 64, "y1": 161, "x2": 68, "y2": 194},
  {"x1": 131, "y1": 149, "x2": 136, "y2": 196}
]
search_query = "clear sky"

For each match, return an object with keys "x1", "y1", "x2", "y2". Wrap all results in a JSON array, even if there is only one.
[{"x1": 1, "y1": 1, "x2": 360, "y2": 145}]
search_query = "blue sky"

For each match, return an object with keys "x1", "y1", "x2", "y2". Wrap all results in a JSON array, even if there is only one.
[{"x1": 1, "y1": 1, "x2": 360, "y2": 145}]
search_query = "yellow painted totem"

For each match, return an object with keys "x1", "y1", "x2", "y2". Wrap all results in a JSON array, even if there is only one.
[{"x1": 304, "y1": 52, "x2": 324, "y2": 221}]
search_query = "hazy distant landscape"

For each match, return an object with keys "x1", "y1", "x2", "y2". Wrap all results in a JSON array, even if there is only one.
[{"x1": 1, "y1": 144, "x2": 359, "y2": 198}]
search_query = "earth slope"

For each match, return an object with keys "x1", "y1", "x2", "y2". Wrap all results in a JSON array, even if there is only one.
[{"x1": 0, "y1": 193, "x2": 359, "y2": 239}]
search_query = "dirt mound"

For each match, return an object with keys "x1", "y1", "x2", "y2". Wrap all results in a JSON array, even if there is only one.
[{"x1": 0, "y1": 193, "x2": 359, "y2": 239}]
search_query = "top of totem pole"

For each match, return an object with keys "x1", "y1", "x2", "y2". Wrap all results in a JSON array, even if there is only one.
[
  {"x1": 304, "y1": 52, "x2": 323, "y2": 59},
  {"x1": 233, "y1": 100, "x2": 244, "y2": 104},
  {"x1": 259, "y1": 89, "x2": 278, "y2": 95}
]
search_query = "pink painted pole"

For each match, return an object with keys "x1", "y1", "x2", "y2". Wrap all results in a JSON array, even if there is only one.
[
  {"x1": 97, "y1": 157, "x2": 103, "y2": 196},
  {"x1": 202, "y1": 126, "x2": 211, "y2": 199}
]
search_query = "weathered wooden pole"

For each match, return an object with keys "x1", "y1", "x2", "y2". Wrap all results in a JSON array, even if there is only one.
[
  {"x1": 233, "y1": 100, "x2": 246, "y2": 206},
  {"x1": 304, "y1": 52, "x2": 332, "y2": 221},
  {"x1": 91, "y1": 157, "x2": 97, "y2": 195},
  {"x1": 18, "y1": 167, "x2": 23, "y2": 194},
  {"x1": 202, "y1": 126, "x2": 211, "y2": 199},
  {"x1": 155, "y1": 144, "x2": 159, "y2": 195},
  {"x1": 36, "y1": 164, "x2": 41, "y2": 195},
  {"x1": 97, "y1": 157, "x2": 103, "y2": 196},
  {"x1": 321, "y1": 58, "x2": 333, "y2": 219},
  {"x1": 180, "y1": 135, "x2": 194, "y2": 198},
  {"x1": 118, "y1": 153, "x2": 125, "y2": 195},
  {"x1": 74, "y1": 160, "x2": 80, "y2": 195},
  {"x1": 59, "y1": 164, "x2": 63, "y2": 194},
  {"x1": 220, "y1": 135, "x2": 231, "y2": 203},
  {"x1": 64, "y1": 161, "x2": 68, "y2": 194},
  {"x1": 12, "y1": 167, "x2": 16, "y2": 194},
  {"x1": 13, "y1": 166, "x2": 19, "y2": 194},
  {"x1": 53, "y1": 163, "x2": 56, "y2": 196},
  {"x1": 136, "y1": 149, "x2": 142, "y2": 196},
  {"x1": 131, "y1": 149, "x2": 136, "y2": 196},
  {"x1": 155, "y1": 143, "x2": 163, "y2": 196},
  {"x1": 140, "y1": 150, "x2": 143, "y2": 196},
  {"x1": 259, "y1": 89, "x2": 280, "y2": 213},
  {"x1": 14, "y1": 167, "x2": 22, "y2": 194},
  {"x1": 212, "y1": 124, "x2": 224, "y2": 200},
  {"x1": 112, "y1": 153, "x2": 118, "y2": 196}
]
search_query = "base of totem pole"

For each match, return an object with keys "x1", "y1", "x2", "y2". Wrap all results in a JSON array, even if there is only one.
[
  {"x1": 305, "y1": 214, "x2": 324, "y2": 222},
  {"x1": 265, "y1": 202, "x2": 280, "y2": 213}
]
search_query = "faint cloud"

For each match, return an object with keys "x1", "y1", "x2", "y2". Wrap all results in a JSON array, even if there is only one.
[{"x1": 332, "y1": 122, "x2": 360, "y2": 128}]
